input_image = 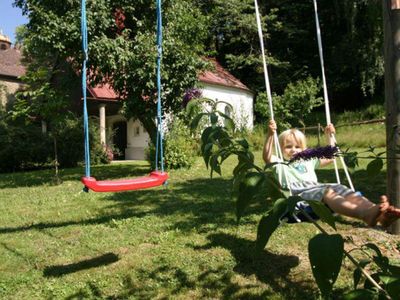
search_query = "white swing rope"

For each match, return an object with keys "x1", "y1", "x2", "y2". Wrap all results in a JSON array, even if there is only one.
[
  {"x1": 255, "y1": 0, "x2": 354, "y2": 197},
  {"x1": 312, "y1": 0, "x2": 355, "y2": 192},
  {"x1": 254, "y1": 0, "x2": 293, "y2": 193},
  {"x1": 254, "y1": 1, "x2": 281, "y2": 159}
]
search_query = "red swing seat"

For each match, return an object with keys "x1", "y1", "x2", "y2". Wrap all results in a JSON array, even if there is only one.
[{"x1": 82, "y1": 171, "x2": 168, "y2": 192}]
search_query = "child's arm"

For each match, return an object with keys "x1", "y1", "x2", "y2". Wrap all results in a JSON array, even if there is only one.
[
  {"x1": 263, "y1": 120, "x2": 277, "y2": 163},
  {"x1": 319, "y1": 123, "x2": 336, "y2": 167}
]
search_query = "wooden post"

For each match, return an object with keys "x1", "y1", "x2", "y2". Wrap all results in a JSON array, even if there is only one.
[
  {"x1": 383, "y1": 0, "x2": 400, "y2": 234},
  {"x1": 99, "y1": 104, "x2": 106, "y2": 146},
  {"x1": 317, "y1": 123, "x2": 321, "y2": 146}
]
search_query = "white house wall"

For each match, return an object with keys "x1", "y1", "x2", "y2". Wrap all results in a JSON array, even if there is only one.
[
  {"x1": 201, "y1": 84, "x2": 254, "y2": 130},
  {"x1": 126, "y1": 118, "x2": 150, "y2": 160},
  {"x1": 104, "y1": 83, "x2": 253, "y2": 161}
]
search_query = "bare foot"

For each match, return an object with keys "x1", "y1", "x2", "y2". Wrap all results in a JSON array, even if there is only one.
[{"x1": 367, "y1": 196, "x2": 400, "y2": 227}]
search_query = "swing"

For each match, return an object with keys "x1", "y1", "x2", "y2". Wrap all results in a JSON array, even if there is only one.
[
  {"x1": 254, "y1": 0, "x2": 356, "y2": 221},
  {"x1": 80, "y1": 0, "x2": 168, "y2": 192}
]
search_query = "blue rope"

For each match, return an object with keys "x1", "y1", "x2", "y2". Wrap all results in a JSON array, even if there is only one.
[
  {"x1": 80, "y1": 0, "x2": 164, "y2": 176},
  {"x1": 81, "y1": 0, "x2": 91, "y2": 177},
  {"x1": 155, "y1": 0, "x2": 165, "y2": 173}
]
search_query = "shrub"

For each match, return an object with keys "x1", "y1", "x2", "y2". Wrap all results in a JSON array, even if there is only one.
[
  {"x1": 0, "y1": 116, "x2": 111, "y2": 172},
  {"x1": 147, "y1": 117, "x2": 197, "y2": 170},
  {"x1": 242, "y1": 124, "x2": 266, "y2": 151},
  {"x1": 56, "y1": 117, "x2": 111, "y2": 168},
  {"x1": 0, "y1": 120, "x2": 52, "y2": 172},
  {"x1": 335, "y1": 104, "x2": 385, "y2": 125}
]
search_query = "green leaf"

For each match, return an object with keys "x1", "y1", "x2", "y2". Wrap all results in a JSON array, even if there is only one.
[
  {"x1": 236, "y1": 172, "x2": 266, "y2": 222},
  {"x1": 342, "y1": 289, "x2": 379, "y2": 300},
  {"x1": 202, "y1": 143, "x2": 213, "y2": 168},
  {"x1": 233, "y1": 159, "x2": 253, "y2": 177},
  {"x1": 308, "y1": 234, "x2": 344, "y2": 296},
  {"x1": 236, "y1": 139, "x2": 249, "y2": 150},
  {"x1": 363, "y1": 243, "x2": 391, "y2": 271},
  {"x1": 344, "y1": 151, "x2": 359, "y2": 169},
  {"x1": 264, "y1": 173, "x2": 286, "y2": 200},
  {"x1": 384, "y1": 277, "x2": 400, "y2": 298},
  {"x1": 209, "y1": 154, "x2": 221, "y2": 177},
  {"x1": 190, "y1": 113, "x2": 208, "y2": 131},
  {"x1": 256, "y1": 198, "x2": 288, "y2": 250},
  {"x1": 366, "y1": 158, "x2": 383, "y2": 177},
  {"x1": 286, "y1": 196, "x2": 303, "y2": 215},
  {"x1": 388, "y1": 264, "x2": 400, "y2": 276},
  {"x1": 201, "y1": 126, "x2": 214, "y2": 145},
  {"x1": 210, "y1": 113, "x2": 218, "y2": 125},
  {"x1": 216, "y1": 111, "x2": 235, "y2": 131},
  {"x1": 306, "y1": 201, "x2": 337, "y2": 230},
  {"x1": 353, "y1": 259, "x2": 371, "y2": 289},
  {"x1": 364, "y1": 243, "x2": 383, "y2": 258}
]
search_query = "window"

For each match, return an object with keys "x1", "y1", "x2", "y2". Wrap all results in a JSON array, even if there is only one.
[
  {"x1": 134, "y1": 126, "x2": 140, "y2": 136},
  {"x1": 224, "y1": 105, "x2": 232, "y2": 117},
  {"x1": 224, "y1": 105, "x2": 233, "y2": 127}
]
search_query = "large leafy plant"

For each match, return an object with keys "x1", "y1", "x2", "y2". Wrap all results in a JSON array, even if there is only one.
[{"x1": 190, "y1": 101, "x2": 398, "y2": 299}]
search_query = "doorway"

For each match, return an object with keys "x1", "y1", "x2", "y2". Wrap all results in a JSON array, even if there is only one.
[{"x1": 112, "y1": 121, "x2": 127, "y2": 160}]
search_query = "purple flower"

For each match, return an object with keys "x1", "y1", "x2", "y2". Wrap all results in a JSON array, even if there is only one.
[
  {"x1": 289, "y1": 145, "x2": 339, "y2": 163},
  {"x1": 182, "y1": 88, "x2": 202, "y2": 108}
]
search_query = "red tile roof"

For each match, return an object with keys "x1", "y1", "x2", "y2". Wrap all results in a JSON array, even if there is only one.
[
  {"x1": 88, "y1": 59, "x2": 251, "y2": 101},
  {"x1": 199, "y1": 58, "x2": 250, "y2": 91},
  {"x1": 88, "y1": 83, "x2": 119, "y2": 101},
  {"x1": 0, "y1": 48, "x2": 25, "y2": 78},
  {"x1": 0, "y1": 51, "x2": 250, "y2": 101}
]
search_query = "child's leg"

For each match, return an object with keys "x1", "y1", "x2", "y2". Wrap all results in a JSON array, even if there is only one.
[
  {"x1": 322, "y1": 189, "x2": 400, "y2": 227},
  {"x1": 322, "y1": 188, "x2": 374, "y2": 220}
]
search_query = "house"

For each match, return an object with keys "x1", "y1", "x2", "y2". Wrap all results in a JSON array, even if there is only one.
[
  {"x1": 0, "y1": 33, "x2": 25, "y2": 110},
  {"x1": 199, "y1": 58, "x2": 254, "y2": 131},
  {"x1": 88, "y1": 58, "x2": 254, "y2": 160},
  {"x1": 0, "y1": 31, "x2": 254, "y2": 160}
]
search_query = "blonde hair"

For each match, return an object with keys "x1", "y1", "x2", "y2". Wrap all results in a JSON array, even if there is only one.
[{"x1": 278, "y1": 129, "x2": 307, "y2": 150}]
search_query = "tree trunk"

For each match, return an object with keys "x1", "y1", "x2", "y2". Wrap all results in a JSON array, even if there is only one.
[
  {"x1": 53, "y1": 134, "x2": 62, "y2": 185},
  {"x1": 138, "y1": 115, "x2": 158, "y2": 147},
  {"x1": 383, "y1": 0, "x2": 400, "y2": 234}
]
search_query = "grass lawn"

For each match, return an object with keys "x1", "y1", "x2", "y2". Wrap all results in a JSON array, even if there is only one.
[{"x1": 1, "y1": 128, "x2": 399, "y2": 299}]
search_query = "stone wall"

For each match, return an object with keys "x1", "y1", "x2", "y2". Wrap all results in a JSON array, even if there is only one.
[{"x1": 0, "y1": 78, "x2": 24, "y2": 109}]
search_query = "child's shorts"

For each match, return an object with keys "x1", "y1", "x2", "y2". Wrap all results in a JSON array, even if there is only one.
[{"x1": 289, "y1": 181, "x2": 355, "y2": 201}]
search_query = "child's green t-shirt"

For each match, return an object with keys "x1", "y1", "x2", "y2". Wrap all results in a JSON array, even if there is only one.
[{"x1": 271, "y1": 155, "x2": 320, "y2": 188}]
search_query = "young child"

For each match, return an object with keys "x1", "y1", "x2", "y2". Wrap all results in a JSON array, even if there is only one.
[{"x1": 263, "y1": 119, "x2": 400, "y2": 227}]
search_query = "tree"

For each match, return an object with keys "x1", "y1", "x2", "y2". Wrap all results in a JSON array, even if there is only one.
[
  {"x1": 12, "y1": 66, "x2": 73, "y2": 182},
  {"x1": 198, "y1": 0, "x2": 283, "y2": 93},
  {"x1": 14, "y1": 25, "x2": 27, "y2": 46},
  {"x1": 255, "y1": 76, "x2": 323, "y2": 128},
  {"x1": 199, "y1": 0, "x2": 385, "y2": 112},
  {"x1": 13, "y1": 0, "x2": 209, "y2": 145},
  {"x1": 383, "y1": 0, "x2": 400, "y2": 235}
]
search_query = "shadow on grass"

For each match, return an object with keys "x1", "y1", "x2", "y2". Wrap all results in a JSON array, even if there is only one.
[
  {"x1": 0, "y1": 163, "x2": 151, "y2": 189},
  {"x1": 0, "y1": 177, "x2": 236, "y2": 234},
  {"x1": 194, "y1": 232, "x2": 317, "y2": 299},
  {"x1": 64, "y1": 233, "x2": 318, "y2": 299},
  {"x1": 43, "y1": 252, "x2": 119, "y2": 277},
  {"x1": 0, "y1": 166, "x2": 387, "y2": 236},
  {"x1": 0, "y1": 209, "x2": 148, "y2": 234}
]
